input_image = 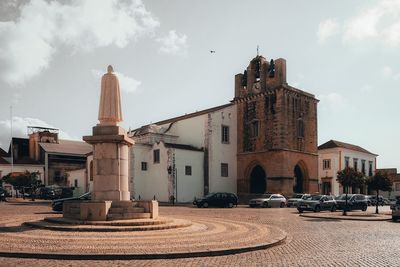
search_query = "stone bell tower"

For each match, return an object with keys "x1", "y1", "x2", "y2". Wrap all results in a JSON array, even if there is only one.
[{"x1": 233, "y1": 56, "x2": 319, "y2": 196}]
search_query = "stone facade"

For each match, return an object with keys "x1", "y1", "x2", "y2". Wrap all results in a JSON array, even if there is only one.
[{"x1": 234, "y1": 56, "x2": 319, "y2": 195}]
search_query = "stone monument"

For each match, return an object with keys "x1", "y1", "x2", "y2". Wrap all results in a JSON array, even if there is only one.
[{"x1": 63, "y1": 65, "x2": 158, "y2": 221}]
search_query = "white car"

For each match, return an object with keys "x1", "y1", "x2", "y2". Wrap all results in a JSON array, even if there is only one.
[
  {"x1": 391, "y1": 198, "x2": 400, "y2": 221},
  {"x1": 249, "y1": 194, "x2": 287, "y2": 208}
]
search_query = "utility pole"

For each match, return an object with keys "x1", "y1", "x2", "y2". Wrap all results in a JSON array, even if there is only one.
[{"x1": 10, "y1": 106, "x2": 13, "y2": 175}]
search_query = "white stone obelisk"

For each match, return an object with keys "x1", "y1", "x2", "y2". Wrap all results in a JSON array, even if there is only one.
[{"x1": 84, "y1": 65, "x2": 134, "y2": 202}]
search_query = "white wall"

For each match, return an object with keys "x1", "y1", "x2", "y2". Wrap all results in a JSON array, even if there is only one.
[
  {"x1": 174, "y1": 148, "x2": 204, "y2": 202},
  {"x1": 159, "y1": 115, "x2": 206, "y2": 148},
  {"x1": 208, "y1": 105, "x2": 237, "y2": 194},
  {"x1": 66, "y1": 168, "x2": 86, "y2": 196},
  {"x1": 318, "y1": 147, "x2": 377, "y2": 196}
]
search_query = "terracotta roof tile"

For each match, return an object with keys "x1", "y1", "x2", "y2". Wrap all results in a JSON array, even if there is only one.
[
  {"x1": 39, "y1": 139, "x2": 92, "y2": 155},
  {"x1": 318, "y1": 140, "x2": 377, "y2": 155}
]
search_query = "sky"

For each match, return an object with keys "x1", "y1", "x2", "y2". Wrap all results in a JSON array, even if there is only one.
[{"x1": 0, "y1": 0, "x2": 399, "y2": 170}]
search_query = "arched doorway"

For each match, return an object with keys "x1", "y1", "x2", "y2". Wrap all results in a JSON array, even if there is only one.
[
  {"x1": 250, "y1": 165, "x2": 266, "y2": 193},
  {"x1": 293, "y1": 165, "x2": 304, "y2": 193}
]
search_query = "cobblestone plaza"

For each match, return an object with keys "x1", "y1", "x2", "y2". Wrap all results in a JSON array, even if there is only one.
[{"x1": 0, "y1": 200, "x2": 399, "y2": 266}]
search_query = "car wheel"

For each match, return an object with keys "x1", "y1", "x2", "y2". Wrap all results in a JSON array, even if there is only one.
[
  {"x1": 202, "y1": 202, "x2": 209, "y2": 208},
  {"x1": 228, "y1": 202, "x2": 234, "y2": 208},
  {"x1": 280, "y1": 202, "x2": 285, "y2": 208},
  {"x1": 314, "y1": 205, "x2": 321, "y2": 212},
  {"x1": 263, "y1": 202, "x2": 269, "y2": 208},
  {"x1": 331, "y1": 205, "x2": 337, "y2": 212},
  {"x1": 362, "y1": 205, "x2": 367, "y2": 212},
  {"x1": 297, "y1": 208, "x2": 303, "y2": 213}
]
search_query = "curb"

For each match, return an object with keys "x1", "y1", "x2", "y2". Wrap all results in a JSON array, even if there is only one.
[
  {"x1": 0, "y1": 226, "x2": 287, "y2": 260},
  {"x1": 299, "y1": 213, "x2": 392, "y2": 221}
]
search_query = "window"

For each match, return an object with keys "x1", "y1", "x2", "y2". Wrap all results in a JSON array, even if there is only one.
[
  {"x1": 361, "y1": 160, "x2": 366, "y2": 174},
  {"x1": 153, "y1": 149, "x2": 160, "y2": 164},
  {"x1": 74, "y1": 179, "x2": 78, "y2": 188},
  {"x1": 251, "y1": 121, "x2": 259, "y2": 138},
  {"x1": 395, "y1": 183, "x2": 400, "y2": 191},
  {"x1": 345, "y1": 157, "x2": 350, "y2": 168},
  {"x1": 141, "y1": 162, "x2": 148, "y2": 171},
  {"x1": 221, "y1": 125, "x2": 230, "y2": 143},
  {"x1": 89, "y1": 161, "x2": 93, "y2": 181},
  {"x1": 221, "y1": 163, "x2": 229, "y2": 177},
  {"x1": 297, "y1": 119, "x2": 304, "y2": 138},
  {"x1": 353, "y1": 158, "x2": 358, "y2": 171},
  {"x1": 185, "y1": 166, "x2": 192, "y2": 176},
  {"x1": 323, "y1": 159, "x2": 331, "y2": 170},
  {"x1": 368, "y1": 161, "x2": 373, "y2": 176}
]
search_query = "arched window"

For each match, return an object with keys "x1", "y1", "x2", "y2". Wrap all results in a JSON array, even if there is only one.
[
  {"x1": 297, "y1": 119, "x2": 304, "y2": 138},
  {"x1": 89, "y1": 161, "x2": 93, "y2": 181}
]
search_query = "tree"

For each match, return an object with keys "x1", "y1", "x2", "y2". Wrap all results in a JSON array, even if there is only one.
[
  {"x1": 1, "y1": 171, "x2": 41, "y2": 200},
  {"x1": 336, "y1": 167, "x2": 365, "y2": 215},
  {"x1": 367, "y1": 171, "x2": 392, "y2": 214}
]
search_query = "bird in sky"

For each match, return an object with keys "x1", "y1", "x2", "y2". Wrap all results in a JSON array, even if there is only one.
[{"x1": 210, "y1": 50, "x2": 215, "y2": 53}]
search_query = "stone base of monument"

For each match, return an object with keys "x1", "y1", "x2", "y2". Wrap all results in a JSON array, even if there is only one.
[{"x1": 63, "y1": 200, "x2": 158, "y2": 221}]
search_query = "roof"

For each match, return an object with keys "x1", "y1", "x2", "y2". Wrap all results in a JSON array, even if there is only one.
[
  {"x1": 165, "y1": 143, "x2": 203, "y2": 152},
  {"x1": 147, "y1": 103, "x2": 233, "y2": 128},
  {"x1": 0, "y1": 157, "x2": 9, "y2": 164},
  {"x1": 39, "y1": 139, "x2": 92, "y2": 155},
  {"x1": 0, "y1": 148, "x2": 7, "y2": 157},
  {"x1": 318, "y1": 140, "x2": 377, "y2": 155}
]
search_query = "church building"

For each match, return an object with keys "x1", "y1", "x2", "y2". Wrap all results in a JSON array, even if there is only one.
[{"x1": 129, "y1": 55, "x2": 319, "y2": 202}]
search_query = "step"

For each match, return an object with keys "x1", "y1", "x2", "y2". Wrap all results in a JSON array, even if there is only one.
[
  {"x1": 111, "y1": 201, "x2": 138, "y2": 208},
  {"x1": 107, "y1": 212, "x2": 151, "y2": 220},
  {"x1": 108, "y1": 207, "x2": 145, "y2": 214}
]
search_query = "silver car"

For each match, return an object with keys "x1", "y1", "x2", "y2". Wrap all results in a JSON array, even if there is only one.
[
  {"x1": 297, "y1": 195, "x2": 337, "y2": 213},
  {"x1": 249, "y1": 194, "x2": 287, "y2": 208},
  {"x1": 287, "y1": 193, "x2": 311, "y2": 207},
  {"x1": 391, "y1": 198, "x2": 400, "y2": 221}
]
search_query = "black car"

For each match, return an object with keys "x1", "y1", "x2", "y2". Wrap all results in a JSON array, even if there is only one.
[
  {"x1": 52, "y1": 192, "x2": 91, "y2": 211},
  {"x1": 335, "y1": 194, "x2": 368, "y2": 211},
  {"x1": 36, "y1": 187, "x2": 57, "y2": 200},
  {"x1": 193, "y1": 192, "x2": 238, "y2": 208},
  {"x1": 0, "y1": 188, "x2": 7, "y2": 201}
]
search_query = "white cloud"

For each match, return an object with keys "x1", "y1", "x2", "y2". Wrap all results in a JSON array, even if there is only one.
[
  {"x1": 317, "y1": 0, "x2": 400, "y2": 46},
  {"x1": 317, "y1": 19, "x2": 340, "y2": 44},
  {"x1": 318, "y1": 92, "x2": 348, "y2": 112},
  {"x1": 156, "y1": 30, "x2": 188, "y2": 55},
  {"x1": 0, "y1": 117, "x2": 75, "y2": 150},
  {"x1": 381, "y1": 66, "x2": 400, "y2": 80},
  {"x1": 91, "y1": 69, "x2": 141, "y2": 93},
  {"x1": 0, "y1": 0, "x2": 159, "y2": 85}
]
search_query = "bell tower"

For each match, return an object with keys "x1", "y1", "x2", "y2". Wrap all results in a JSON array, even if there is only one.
[{"x1": 233, "y1": 55, "x2": 319, "y2": 196}]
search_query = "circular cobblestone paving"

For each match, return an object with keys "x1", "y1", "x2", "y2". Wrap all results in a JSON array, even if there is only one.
[
  {"x1": 1, "y1": 201, "x2": 400, "y2": 266},
  {"x1": 0, "y1": 203, "x2": 286, "y2": 259}
]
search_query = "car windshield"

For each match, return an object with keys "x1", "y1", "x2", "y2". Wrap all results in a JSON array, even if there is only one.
[
  {"x1": 337, "y1": 194, "x2": 353, "y2": 200},
  {"x1": 204, "y1": 193, "x2": 216, "y2": 198},
  {"x1": 262, "y1": 194, "x2": 272, "y2": 198},
  {"x1": 310, "y1": 195, "x2": 322, "y2": 200},
  {"x1": 292, "y1": 194, "x2": 303, "y2": 199}
]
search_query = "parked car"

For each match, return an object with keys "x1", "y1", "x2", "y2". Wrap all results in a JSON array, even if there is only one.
[
  {"x1": 52, "y1": 192, "x2": 91, "y2": 211},
  {"x1": 249, "y1": 194, "x2": 287, "y2": 208},
  {"x1": 364, "y1": 195, "x2": 372, "y2": 206},
  {"x1": 390, "y1": 197, "x2": 400, "y2": 221},
  {"x1": 286, "y1": 193, "x2": 311, "y2": 207},
  {"x1": 36, "y1": 187, "x2": 57, "y2": 200},
  {"x1": 297, "y1": 195, "x2": 336, "y2": 213},
  {"x1": 0, "y1": 188, "x2": 7, "y2": 201},
  {"x1": 335, "y1": 194, "x2": 368, "y2": 211},
  {"x1": 368, "y1": 195, "x2": 384, "y2": 206},
  {"x1": 193, "y1": 192, "x2": 238, "y2": 208}
]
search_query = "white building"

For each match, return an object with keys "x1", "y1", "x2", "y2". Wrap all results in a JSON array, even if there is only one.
[
  {"x1": 318, "y1": 140, "x2": 377, "y2": 196},
  {"x1": 129, "y1": 104, "x2": 237, "y2": 202}
]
